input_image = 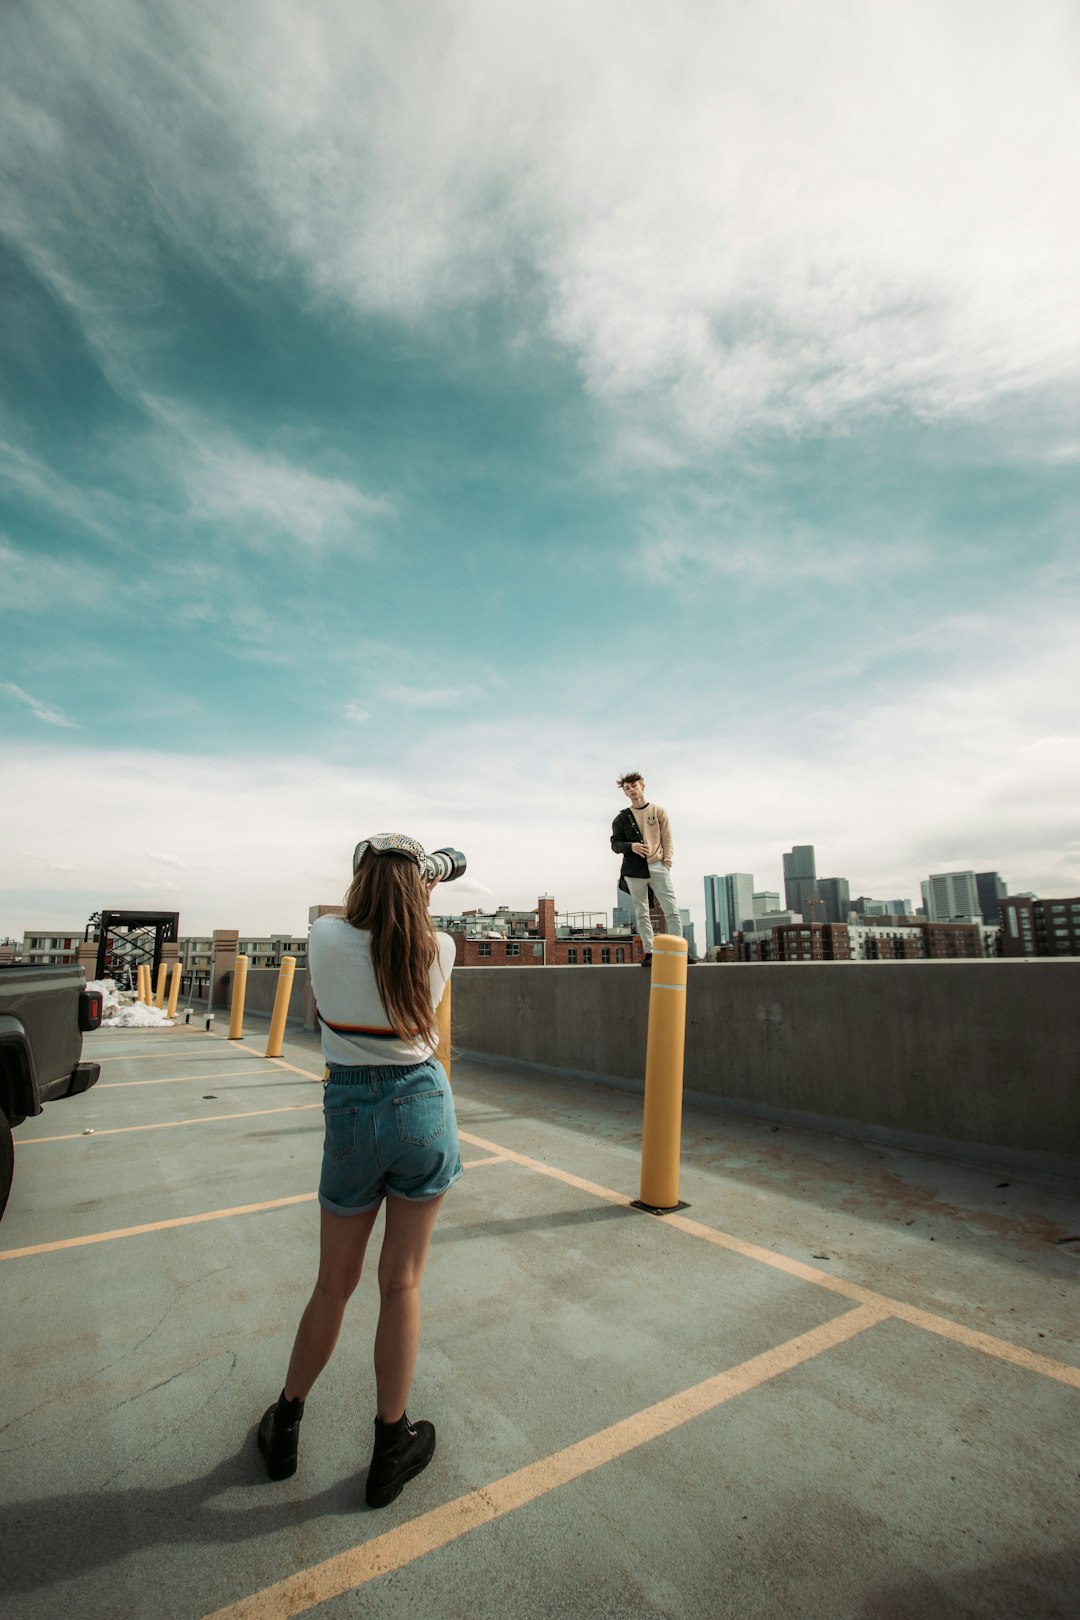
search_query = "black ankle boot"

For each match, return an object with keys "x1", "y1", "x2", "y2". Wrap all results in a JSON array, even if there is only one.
[
  {"x1": 258, "y1": 1390, "x2": 304, "y2": 1480},
  {"x1": 365, "y1": 1412, "x2": 436, "y2": 1508}
]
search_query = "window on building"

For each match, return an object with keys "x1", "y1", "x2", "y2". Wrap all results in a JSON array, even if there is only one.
[
  {"x1": 616, "y1": 947, "x2": 625, "y2": 962},
  {"x1": 601, "y1": 947, "x2": 611, "y2": 963},
  {"x1": 506, "y1": 942, "x2": 520, "y2": 957},
  {"x1": 582, "y1": 948, "x2": 593, "y2": 963},
  {"x1": 567, "y1": 948, "x2": 577, "y2": 963},
  {"x1": 533, "y1": 944, "x2": 544, "y2": 959},
  {"x1": 478, "y1": 942, "x2": 492, "y2": 957}
]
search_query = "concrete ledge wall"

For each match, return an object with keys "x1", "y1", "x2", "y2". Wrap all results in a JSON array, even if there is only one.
[
  {"x1": 224, "y1": 966, "x2": 308, "y2": 1026},
  {"x1": 452, "y1": 962, "x2": 1080, "y2": 1161}
]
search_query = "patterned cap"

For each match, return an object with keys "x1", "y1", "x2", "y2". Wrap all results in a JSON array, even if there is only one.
[{"x1": 352, "y1": 833, "x2": 427, "y2": 873}]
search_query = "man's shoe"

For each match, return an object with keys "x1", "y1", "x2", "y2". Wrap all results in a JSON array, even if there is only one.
[
  {"x1": 640, "y1": 954, "x2": 652, "y2": 969},
  {"x1": 258, "y1": 1391, "x2": 304, "y2": 1481},
  {"x1": 687, "y1": 955, "x2": 700, "y2": 965},
  {"x1": 365, "y1": 1412, "x2": 436, "y2": 1508}
]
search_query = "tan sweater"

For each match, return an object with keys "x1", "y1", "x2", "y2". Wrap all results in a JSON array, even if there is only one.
[{"x1": 632, "y1": 802, "x2": 674, "y2": 867}]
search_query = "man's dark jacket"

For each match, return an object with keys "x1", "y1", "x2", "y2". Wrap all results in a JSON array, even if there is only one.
[{"x1": 611, "y1": 807, "x2": 651, "y2": 889}]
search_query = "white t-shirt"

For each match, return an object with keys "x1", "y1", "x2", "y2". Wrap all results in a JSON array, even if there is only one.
[{"x1": 308, "y1": 915, "x2": 456, "y2": 1067}]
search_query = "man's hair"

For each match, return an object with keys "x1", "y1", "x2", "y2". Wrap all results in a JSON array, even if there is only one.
[{"x1": 616, "y1": 771, "x2": 644, "y2": 787}]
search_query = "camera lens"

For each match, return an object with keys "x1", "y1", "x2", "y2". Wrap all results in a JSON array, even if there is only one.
[{"x1": 428, "y1": 848, "x2": 467, "y2": 883}]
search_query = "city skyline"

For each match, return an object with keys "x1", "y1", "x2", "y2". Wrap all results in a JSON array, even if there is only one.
[
  {"x1": 3, "y1": 3, "x2": 1078, "y2": 941},
  {"x1": 2, "y1": 842, "x2": 1046, "y2": 955}
]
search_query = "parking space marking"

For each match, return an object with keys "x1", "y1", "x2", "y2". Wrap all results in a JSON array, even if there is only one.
[
  {"x1": 23, "y1": 1035, "x2": 1077, "y2": 1395},
  {"x1": 98, "y1": 1068, "x2": 283, "y2": 1088},
  {"x1": 17, "y1": 1101, "x2": 321, "y2": 1144},
  {"x1": 0, "y1": 1193, "x2": 317, "y2": 1260},
  {"x1": 178, "y1": 1049, "x2": 1079, "y2": 1395},
  {"x1": 453, "y1": 1130, "x2": 1080, "y2": 1392},
  {"x1": 202, "y1": 1303, "x2": 887, "y2": 1620}
]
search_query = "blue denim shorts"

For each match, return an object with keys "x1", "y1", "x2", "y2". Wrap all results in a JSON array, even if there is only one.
[{"x1": 318, "y1": 1059, "x2": 462, "y2": 1216}]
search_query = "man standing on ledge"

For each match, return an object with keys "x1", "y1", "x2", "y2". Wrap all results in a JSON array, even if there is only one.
[{"x1": 611, "y1": 771, "x2": 694, "y2": 968}]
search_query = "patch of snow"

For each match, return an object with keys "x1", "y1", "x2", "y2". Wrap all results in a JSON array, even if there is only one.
[
  {"x1": 110, "y1": 1002, "x2": 175, "y2": 1028},
  {"x1": 86, "y1": 978, "x2": 174, "y2": 1028}
]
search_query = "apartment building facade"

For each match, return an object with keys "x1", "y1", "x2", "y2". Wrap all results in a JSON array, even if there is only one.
[{"x1": 1000, "y1": 897, "x2": 1080, "y2": 957}]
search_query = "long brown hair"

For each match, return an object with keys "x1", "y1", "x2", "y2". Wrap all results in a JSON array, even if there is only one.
[{"x1": 343, "y1": 850, "x2": 440, "y2": 1044}]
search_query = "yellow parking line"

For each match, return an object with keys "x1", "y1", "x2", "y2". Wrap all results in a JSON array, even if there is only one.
[
  {"x1": 202, "y1": 1303, "x2": 887, "y2": 1620},
  {"x1": 31, "y1": 1034, "x2": 1079, "y2": 1392},
  {"x1": 18, "y1": 1102, "x2": 321, "y2": 1144},
  {"x1": 455, "y1": 1132, "x2": 1080, "y2": 1391},
  {"x1": 98, "y1": 1068, "x2": 282, "y2": 1088},
  {"x1": 0, "y1": 1193, "x2": 317, "y2": 1261},
  {"x1": 232, "y1": 1039, "x2": 324, "y2": 1081}
]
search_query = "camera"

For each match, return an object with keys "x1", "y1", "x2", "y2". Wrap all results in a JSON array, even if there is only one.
[
  {"x1": 424, "y1": 847, "x2": 467, "y2": 884},
  {"x1": 353, "y1": 834, "x2": 467, "y2": 885}
]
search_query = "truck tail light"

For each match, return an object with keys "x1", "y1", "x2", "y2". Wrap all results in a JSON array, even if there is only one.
[{"x1": 79, "y1": 988, "x2": 104, "y2": 1032}]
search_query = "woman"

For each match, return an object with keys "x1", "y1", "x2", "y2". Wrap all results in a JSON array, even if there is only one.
[{"x1": 257, "y1": 834, "x2": 460, "y2": 1508}]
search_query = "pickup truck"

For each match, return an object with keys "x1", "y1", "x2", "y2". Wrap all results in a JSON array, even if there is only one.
[{"x1": 0, "y1": 964, "x2": 103, "y2": 1221}]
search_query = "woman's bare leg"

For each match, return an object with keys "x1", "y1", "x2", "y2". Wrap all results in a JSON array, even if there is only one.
[
  {"x1": 283, "y1": 1205, "x2": 381, "y2": 1401},
  {"x1": 373, "y1": 1194, "x2": 445, "y2": 1421}
]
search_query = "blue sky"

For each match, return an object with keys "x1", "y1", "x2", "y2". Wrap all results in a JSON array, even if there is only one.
[{"x1": 2, "y1": 0, "x2": 1079, "y2": 941}]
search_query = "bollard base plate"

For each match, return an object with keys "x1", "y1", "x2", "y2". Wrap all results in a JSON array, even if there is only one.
[{"x1": 631, "y1": 1199, "x2": 690, "y2": 1216}]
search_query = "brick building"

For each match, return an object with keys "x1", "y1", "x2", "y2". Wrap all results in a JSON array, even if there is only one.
[
  {"x1": 739, "y1": 923, "x2": 852, "y2": 961},
  {"x1": 436, "y1": 895, "x2": 646, "y2": 967},
  {"x1": 1001, "y1": 896, "x2": 1080, "y2": 957},
  {"x1": 733, "y1": 919, "x2": 988, "y2": 962}
]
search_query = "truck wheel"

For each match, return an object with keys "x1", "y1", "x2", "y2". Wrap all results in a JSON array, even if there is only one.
[{"x1": 0, "y1": 1113, "x2": 12, "y2": 1222}]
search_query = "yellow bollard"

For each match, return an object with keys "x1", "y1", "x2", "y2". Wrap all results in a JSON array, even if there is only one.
[
  {"x1": 637, "y1": 934, "x2": 689, "y2": 1213},
  {"x1": 265, "y1": 955, "x2": 296, "y2": 1058},
  {"x1": 137, "y1": 963, "x2": 149, "y2": 1004},
  {"x1": 229, "y1": 954, "x2": 249, "y2": 1041},
  {"x1": 434, "y1": 977, "x2": 452, "y2": 1084},
  {"x1": 166, "y1": 962, "x2": 183, "y2": 1019},
  {"x1": 154, "y1": 962, "x2": 168, "y2": 1009}
]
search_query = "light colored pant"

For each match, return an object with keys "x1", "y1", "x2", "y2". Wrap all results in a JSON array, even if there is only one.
[{"x1": 625, "y1": 864, "x2": 683, "y2": 953}]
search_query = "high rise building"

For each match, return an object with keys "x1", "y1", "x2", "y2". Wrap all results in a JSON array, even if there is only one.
[
  {"x1": 705, "y1": 873, "x2": 755, "y2": 945},
  {"x1": 679, "y1": 911, "x2": 697, "y2": 959},
  {"x1": 703, "y1": 876, "x2": 723, "y2": 950},
  {"x1": 817, "y1": 877, "x2": 851, "y2": 925},
  {"x1": 975, "y1": 871, "x2": 1008, "y2": 925},
  {"x1": 783, "y1": 845, "x2": 821, "y2": 920},
  {"x1": 855, "y1": 897, "x2": 914, "y2": 918},
  {"x1": 924, "y1": 870, "x2": 981, "y2": 922},
  {"x1": 752, "y1": 891, "x2": 780, "y2": 916}
]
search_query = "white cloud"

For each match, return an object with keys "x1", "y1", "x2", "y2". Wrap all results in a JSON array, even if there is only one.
[
  {"x1": 176, "y1": 432, "x2": 389, "y2": 549},
  {"x1": 634, "y1": 528, "x2": 930, "y2": 588},
  {"x1": 1, "y1": 593, "x2": 1077, "y2": 944},
  {"x1": 5, "y1": 1, "x2": 1079, "y2": 460},
  {"x1": 149, "y1": 851, "x2": 192, "y2": 869},
  {"x1": 379, "y1": 684, "x2": 485, "y2": 710},
  {"x1": 344, "y1": 702, "x2": 370, "y2": 723},
  {"x1": 0, "y1": 442, "x2": 123, "y2": 545},
  {"x1": 1, "y1": 682, "x2": 80, "y2": 729}
]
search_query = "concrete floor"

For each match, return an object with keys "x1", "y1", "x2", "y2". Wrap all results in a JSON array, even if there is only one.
[{"x1": 1, "y1": 1021, "x2": 1077, "y2": 1620}]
